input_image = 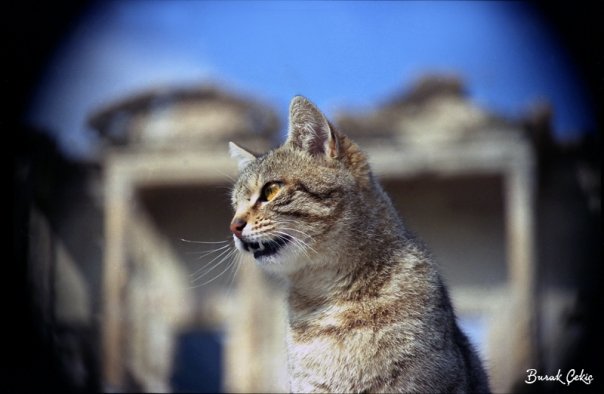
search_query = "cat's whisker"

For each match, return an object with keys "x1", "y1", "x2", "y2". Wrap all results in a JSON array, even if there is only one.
[
  {"x1": 190, "y1": 244, "x2": 233, "y2": 259},
  {"x1": 276, "y1": 228, "x2": 318, "y2": 255},
  {"x1": 285, "y1": 239, "x2": 312, "y2": 260},
  {"x1": 271, "y1": 221, "x2": 314, "y2": 237},
  {"x1": 190, "y1": 249, "x2": 237, "y2": 285},
  {"x1": 180, "y1": 238, "x2": 230, "y2": 244},
  {"x1": 272, "y1": 231, "x2": 309, "y2": 254},
  {"x1": 190, "y1": 250, "x2": 239, "y2": 288},
  {"x1": 271, "y1": 230, "x2": 315, "y2": 260},
  {"x1": 190, "y1": 246, "x2": 234, "y2": 279},
  {"x1": 180, "y1": 237, "x2": 234, "y2": 260},
  {"x1": 212, "y1": 168, "x2": 236, "y2": 183},
  {"x1": 275, "y1": 226, "x2": 314, "y2": 241},
  {"x1": 273, "y1": 222, "x2": 317, "y2": 240}
]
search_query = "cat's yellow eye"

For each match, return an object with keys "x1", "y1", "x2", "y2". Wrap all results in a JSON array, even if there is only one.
[{"x1": 261, "y1": 182, "x2": 283, "y2": 202}]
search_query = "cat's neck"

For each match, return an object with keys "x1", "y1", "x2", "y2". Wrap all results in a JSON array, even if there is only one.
[
  {"x1": 286, "y1": 184, "x2": 408, "y2": 308},
  {"x1": 286, "y1": 248, "x2": 393, "y2": 309}
]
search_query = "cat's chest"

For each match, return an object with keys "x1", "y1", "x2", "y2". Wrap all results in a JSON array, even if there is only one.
[
  {"x1": 285, "y1": 320, "x2": 401, "y2": 392},
  {"x1": 286, "y1": 323, "x2": 359, "y2": 386}
]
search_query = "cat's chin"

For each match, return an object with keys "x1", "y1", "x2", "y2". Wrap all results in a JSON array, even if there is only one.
[
  {"x1": 233, "y1": 236, "x2": 306, "y2": 276},
  {"x1": 234, "y1": 235, "x2": 294, "y2": 266}
]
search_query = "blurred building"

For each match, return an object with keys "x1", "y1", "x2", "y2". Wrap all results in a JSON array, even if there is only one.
[
  {"x1": 21, "y1": 77, "x2": 600, "y2": 393},
  {"x1": 89, "y1": 86, "x2": 285, "y2": 393}
]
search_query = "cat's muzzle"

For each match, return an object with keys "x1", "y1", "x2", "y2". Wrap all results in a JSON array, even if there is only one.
[{"x1": 240, "y1": 235, "x2": 291, "y2": 259}]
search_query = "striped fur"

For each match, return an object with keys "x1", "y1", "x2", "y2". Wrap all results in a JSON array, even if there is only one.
[{"x1": 229, "y1": 96, "x2": 490, "y2": 393}]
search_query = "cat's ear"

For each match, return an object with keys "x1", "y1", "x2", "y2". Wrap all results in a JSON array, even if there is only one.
[
  {"x1": 228, "y1": 141, "x2": 256, "y2": 171},
  {"x1": 285, "y1": 96, "x2": 340, "y2": 159}
]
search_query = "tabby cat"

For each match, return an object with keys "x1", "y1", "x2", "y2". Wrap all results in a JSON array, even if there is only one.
[{"x1": 228, "y1": 96, "x2": 490, "y2": 393}]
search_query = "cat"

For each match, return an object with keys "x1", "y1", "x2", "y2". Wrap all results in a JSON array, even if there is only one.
[{"x1": 228, "y1": 96, "x2": 490, "y2": 393}]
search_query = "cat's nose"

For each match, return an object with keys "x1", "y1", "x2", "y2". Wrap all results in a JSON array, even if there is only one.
[{"x1": 230, "y1": 218, "x2": 247, "y2": 239}]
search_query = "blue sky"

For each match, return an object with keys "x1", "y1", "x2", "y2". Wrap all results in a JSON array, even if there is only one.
[{"x1": 28, "y1": 1, "x2": 595, "y2": 159}]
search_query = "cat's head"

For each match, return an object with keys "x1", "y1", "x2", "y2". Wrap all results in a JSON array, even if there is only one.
[{"x1": 228, "y1": 96, "x2": 371, "y2": 274}]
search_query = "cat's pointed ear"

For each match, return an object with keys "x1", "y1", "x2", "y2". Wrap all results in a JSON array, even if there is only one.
[
  {"x1": 285, "y1": 96, "x2": 340, "y2": 159},
  {"x1": 228, "y1": 141, "x2": 256, "y2": 171}
]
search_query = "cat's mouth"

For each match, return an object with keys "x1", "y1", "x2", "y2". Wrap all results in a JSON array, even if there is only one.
[{"x1": 241, "y1": 235, "x2": 291, "y2": 259}]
